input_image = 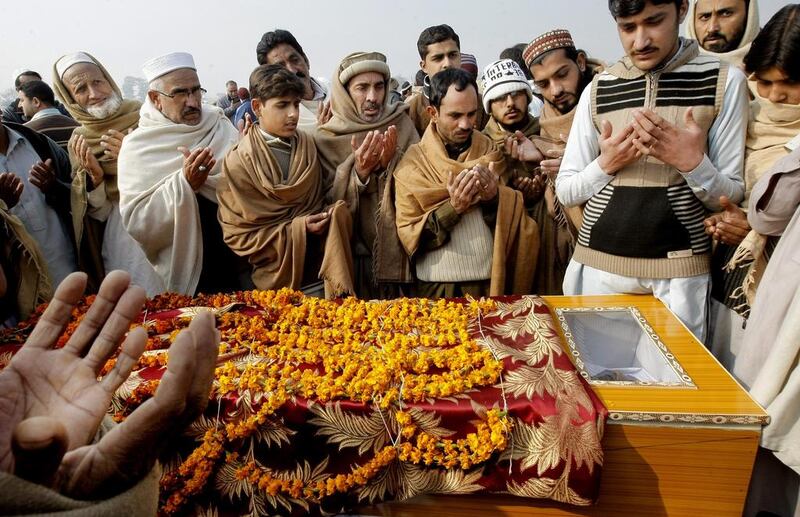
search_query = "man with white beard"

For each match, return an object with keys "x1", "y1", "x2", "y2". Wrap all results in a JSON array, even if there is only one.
[
  {"x1": 117, "y1": 52, "x2": 242, "y2": 295},
  {"x1": 53, "y1": 52, "x2": 163, "y2": 295}
]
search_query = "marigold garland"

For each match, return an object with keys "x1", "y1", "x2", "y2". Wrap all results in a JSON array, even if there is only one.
[{"x1": 3, "y1": 288, "x2": 514, "y2": 515}]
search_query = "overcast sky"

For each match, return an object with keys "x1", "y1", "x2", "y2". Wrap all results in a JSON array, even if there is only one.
[{"x1": 0, "y1": 0, "x2": 790, "y2": 99}]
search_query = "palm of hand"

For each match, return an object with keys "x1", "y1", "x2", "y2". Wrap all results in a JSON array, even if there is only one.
[
  {"x1": 517, "y1": 139, "x2": 543, "y2": 163},
  {"x1": 0, "y1": 346, "x2": 112, "y2": 471}
]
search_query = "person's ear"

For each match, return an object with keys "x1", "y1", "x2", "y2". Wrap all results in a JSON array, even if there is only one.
[
  {"x1": 576, "y1": 51, "x2": 587, "y2": 73},
  {"x1": 147, "y1": 90, "x2": 161, "y2": 110},
  {"x1": 426, "y1": 105, "x2": 438, "y2": 123},
  {"x1": 678, "y1": 0, "x2": 689, "y2": 24}
]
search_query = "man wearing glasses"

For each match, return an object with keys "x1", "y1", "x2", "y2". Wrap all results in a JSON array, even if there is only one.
[{"x1": 117, "y1": 52, "x2": 243, "y2": 295}]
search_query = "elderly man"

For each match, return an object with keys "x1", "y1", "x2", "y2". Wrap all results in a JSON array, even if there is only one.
[
  {"x1": 407, "y1": 24, "x2": 488, "y2": 137},
  {"x1": 556, "y1": 0, "x2": 748, "y2": 341},
  {"x1": 256, "y1": 29, "x2": 329, "y2": 130},
  {"x1": 395, "y1": 68, "x2": 537, "y2": 299},
  {"x1": 117, "y1": 52, "x2": 241, "y2": 295},
  {"x1": 314, "y1": 52, "x2": 419, "y2": 299},
  {"x1": 481, "y1": 59, "x2": 572, "y2": 295},
  {"x1": 51, "y1": 52, "x2": 162, "y2": 295},
  {"x1": 685, "y1": 0, "x2": 760, "y2": 68}
]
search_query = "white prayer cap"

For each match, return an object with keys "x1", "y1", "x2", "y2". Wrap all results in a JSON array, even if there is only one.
[
  {"x1": 142, "y1": 52, "x2": 196, "y2": 83},
  {"x1": 55, "y1": 52, "x2": 95, "y2": 79},
  {"x1": 11, "y1": 68, "x2": 35, "y2": 83}
]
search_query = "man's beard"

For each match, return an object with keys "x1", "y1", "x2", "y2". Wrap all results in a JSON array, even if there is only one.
[
  {"x1": 703, "y1": 27, "x2": 745, "y2": 53},
  {"x1": 86, "y1": 92, "x2": 122, "y2": 119}
]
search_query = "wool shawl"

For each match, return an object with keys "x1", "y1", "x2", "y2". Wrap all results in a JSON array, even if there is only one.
[
  {"x1": 313, "y1": 66, "x2": 419, "y2": 284},
  {"x1": 51, "y1": 55, "x2": 142, "y2": 291},
  {"x1": 117, "y1": 101, "x2": 239, "y2": 295},
  {"x1": 724, "y1": 82, "x2": 800, "y2": 304},
  {"x1": 218, "y1": 128, "x2": 354, "y2": 297},
  {"x1": 51, "y1": 54, "x2": 141, "y2": 230},
  {"x1": 394, "y1": 124, "x2": 538, "y2": 295},
  {"x1": 0, "y1": 201, "x2": 52, "y2": 319},
  {"x1": 685, "y1": 0, "x2": 760, "y2": 68}
]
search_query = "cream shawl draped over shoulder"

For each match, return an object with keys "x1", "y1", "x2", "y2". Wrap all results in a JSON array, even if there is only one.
[{"x1": 117, "y1": 101, "x2": 239, "y2": 294}]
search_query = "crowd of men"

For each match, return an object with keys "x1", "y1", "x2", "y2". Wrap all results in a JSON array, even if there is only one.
[{"x1": 1, "y1": 0, "x2": 799, "y2": 515}]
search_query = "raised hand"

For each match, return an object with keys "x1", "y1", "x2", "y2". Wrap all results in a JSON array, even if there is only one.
[
  {"x1": 178, "y1": 146, "x2": 215, "y2": 191},
  {"x1": 99, "y1": 129, "x2": 129, "y2": 160},
  {"x1": 29, "y1": 159, "x2": 57, "y2": 193},
  {"x1": 597, "y1": 120, "x2": 640, "y2": 175},
  {"x1": 305, "y1": 210, "x2": 331, "y2": 235},
  {"x1": 0, "y1": 172, "x2": 23, "y2": 208},
  {"x1": 505, "y1": 131, "x2": 543, "y2": 163},
  {"x1": 237, "y1": 113, "x2": 253, "y2": 137},
  {"x1": 513, "y1": 174, "x2": 545, "y2": 202},
  {"x1": 317, "y1": 101, "x2": 332, "y2": 126},
  {"x1": 351, "y1": 130, "x2": 384, "y2": 181},
  {"x1": 447, "y1": 169, "x2": 480, "y2": 214},
  {"x1": 631, "y1": 108, "x2": 705, "y2": 172},
  {"x1": 703, "y1": 195, "x2": 751, "y2": 246},
  {"x1": 70, "y1": 135, "x2": 104, "y2": 187},
  {"x1": 0, "y1": 270, "x2": 219, "y2": 498},
  {"x1": 379, "y1": 125, "x2": 398, "y2": 170}
]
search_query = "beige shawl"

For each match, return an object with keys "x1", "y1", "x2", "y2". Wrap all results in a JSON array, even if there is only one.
[
  {"x1": 0, "y1": 201, "x2": 52, "y2": 319},
  {"x1": 218, "y1": 128, "x2": 354, "y2": 297},
  {"x1": 394, "y1": 124, "x2": 538, "y2": 295},
  {"x1": 313, "y1": 66, "x2": 419, "y2": 284},
  {"x1": 685, "y1": 0, "x2": 761, "y2": 69},
  {"x1": 117, "y1": 102, "x2": 239, "y2": 295},
  {"x1": 725, "y1": 82, "x2": 800, "y2": 305},
  {"x1": 51, "y1": 54, "x2": 141, "y2": 291}
]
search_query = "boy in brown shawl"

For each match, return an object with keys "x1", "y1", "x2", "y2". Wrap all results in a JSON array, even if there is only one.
[
  {"x1": 314, "y1": 52, "x2": 418, "y2": 299},
  {"x1": 395, "y1": 68, "x2": 538, "y2": 298},
  {"x1": 218, "y1": 65, "x2": 354, "y2": 298},
  {"x1": 480, "y1": 58, "x2": 571, "y2": 295}
]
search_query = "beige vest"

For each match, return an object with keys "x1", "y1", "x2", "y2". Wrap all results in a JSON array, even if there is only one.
[
  {"x1": 574, "y1": 40, "x2": 728, "y2": 279},
  {"x1": 415, "y1": 207, "x2": 493, "y2": 282}
]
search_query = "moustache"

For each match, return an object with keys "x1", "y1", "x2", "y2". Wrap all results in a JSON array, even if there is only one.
[
  {"x1": 364, "y1": 101, "x2": 381, "y2": 111},
  {"x1": 182, "y1": 107, "x2": 201, "y2": 116},
  {"x1": 633, "y1": 46, "x2": 658, "y2": 57},
  {"x1": 703, "y1": 32, "x2": 727, "y2": 43}
]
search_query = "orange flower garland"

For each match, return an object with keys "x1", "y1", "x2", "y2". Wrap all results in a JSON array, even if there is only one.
[{"x1": 4, "y1": 288, "x2": 513, "y2": 515}]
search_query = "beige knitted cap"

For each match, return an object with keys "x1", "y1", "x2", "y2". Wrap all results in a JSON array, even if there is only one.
[{"x1": 338, "y1": 52, "x2": 391, "y2": 85}]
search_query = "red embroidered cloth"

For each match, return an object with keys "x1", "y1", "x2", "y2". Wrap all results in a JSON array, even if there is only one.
[{"x1": 0, "y1": 294, "x2": 607, "y2": 516}]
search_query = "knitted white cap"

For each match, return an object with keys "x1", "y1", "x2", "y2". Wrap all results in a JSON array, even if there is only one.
[
  {"x1": 142, "y1": 52, "x2": 196, "y2": 83},
  {"x1": 55, "y1": 52, "x2": 95, "y2": 79},
  {"x1": 479, "y1": 59, "x2": 532, "y2": 114}
]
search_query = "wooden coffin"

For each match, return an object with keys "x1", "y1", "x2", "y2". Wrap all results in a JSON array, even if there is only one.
[{"x1": 366, "y1": 294, "x2": 767, "y2": 516}]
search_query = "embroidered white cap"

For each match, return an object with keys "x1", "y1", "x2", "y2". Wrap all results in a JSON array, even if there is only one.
[
  {"x1": 142, "y1": 52, "x2": 196, "y2": 83},
  {"x1": 55, "y1": 52, "x2": 95, "y2": 79}
]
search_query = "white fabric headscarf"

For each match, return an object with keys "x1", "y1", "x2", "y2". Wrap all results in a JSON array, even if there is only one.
[
  {"x1": 684, "y1": 0, "x2": 761, "y2": 68},
  {"x1": 117, "y1": 100, "x2": 239, "y2": 294}
]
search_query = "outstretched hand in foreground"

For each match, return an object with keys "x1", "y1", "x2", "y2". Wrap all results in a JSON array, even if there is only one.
[{"x1": 0, "y1": 270, "x2": 219, "y2": 498}]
